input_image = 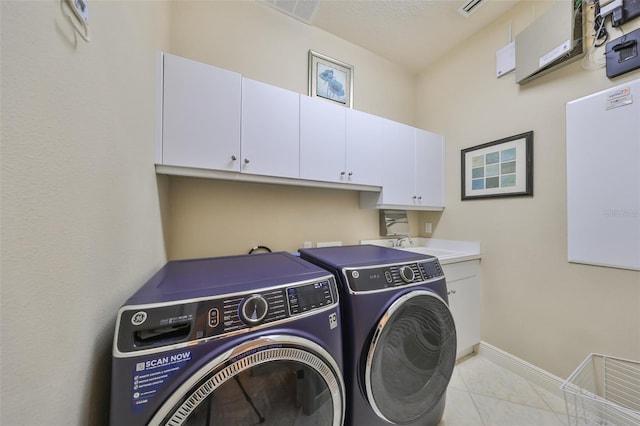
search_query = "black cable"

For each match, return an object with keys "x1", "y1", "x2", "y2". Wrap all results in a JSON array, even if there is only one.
[
  {"x1": 234, "y1": 375, "x2": 266, "y2": 423},
  {"x1": 593, "y1": 0, "x2": 609, "y2": 47},
  {"x1": 248, "y1": 245, "x2": 272, "y2": 254}
]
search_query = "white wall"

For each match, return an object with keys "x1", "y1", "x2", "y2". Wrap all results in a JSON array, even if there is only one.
[
  {"x1": 1, "y1": 1, "x2": 170, "y2": 424},
  {"x1": 417, "y1": 1, "x2": 640, "y2": 378}
]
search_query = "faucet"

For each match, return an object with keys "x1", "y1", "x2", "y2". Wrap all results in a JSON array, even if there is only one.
[{"x1": 394, "y1": 236, "x2": 413, "y2": 247}]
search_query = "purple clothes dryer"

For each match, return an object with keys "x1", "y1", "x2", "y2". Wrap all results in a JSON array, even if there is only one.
[
  {"x1": 110, "y1": 252, "x2": 345, "y2": 426},
  {"x1": 299, "y1": 245, "x2": 456, "y2": 426}
]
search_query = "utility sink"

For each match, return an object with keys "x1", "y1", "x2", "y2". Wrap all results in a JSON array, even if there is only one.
[
  {"x1": 360, "y1": 238, "x2": 481, "y2": 264},
  {"x1": 399, "y1": 247, "x2": 460, "y2": 259}
]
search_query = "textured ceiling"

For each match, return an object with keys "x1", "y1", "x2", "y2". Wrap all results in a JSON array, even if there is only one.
[{"x1": 311, "y1": 0, "x2": 521, "y2": 73}]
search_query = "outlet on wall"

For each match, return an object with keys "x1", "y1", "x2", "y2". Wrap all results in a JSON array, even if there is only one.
[{"x1": 425, "y1": 223, "x2": 433, "y2": 233}]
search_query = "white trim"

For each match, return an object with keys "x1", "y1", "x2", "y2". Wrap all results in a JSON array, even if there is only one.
[
  {"x1": 477, "y1": 341, "x2": 565, "y2": 398},
  {"x1": 155, "y1": 164, "x2": 381, "y2": 192},
  {"x1": 155, "y1": 51, "x2": 164, "y2": 165}
]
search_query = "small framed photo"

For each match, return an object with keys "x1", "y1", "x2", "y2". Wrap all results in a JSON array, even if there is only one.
[
  {"x1": 461, "y1": 131, "x2": 534, "y2": 200},
  {"x1": 308, "y1": 50, "x2": 353, "y2": 108}
]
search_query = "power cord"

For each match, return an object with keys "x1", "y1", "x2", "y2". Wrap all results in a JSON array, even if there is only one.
[{"x1": 593, "y1": 0, "x2": 609, "y2": 47}]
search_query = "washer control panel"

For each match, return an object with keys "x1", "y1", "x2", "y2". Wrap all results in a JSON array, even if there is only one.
[
  {"x1": 117, "y1": 276, "x2": 337, "y2": 353},
  {"x1": 286, "y1": 280, "x2": 334, "y2": 315},
  {"x1": 345, "y1": 258, "x2": 444, "y2": 292}
]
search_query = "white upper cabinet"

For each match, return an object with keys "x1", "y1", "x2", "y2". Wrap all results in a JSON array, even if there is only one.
[
  {"x1": 345, "y1": 109, "x2": 382, "y2": 186},
  {"x1": 380, "y1": 119, "x2": 416, "y2": 204},
  {"x1": 415, "y1": 129, "x2": 444, "y2": 208},
  {"x1": 300, "y1": 96, "x2": 382, "y2": 186},
  {"x1": 156, "y1": 53, "x2": 442, "y2": 205},
  {"x1": 161, "y1": 53, "x2": 241, "y2": 171},
  {"x1": 299, "y1": 95, "x2": 346, "y2": 183},
  {"x1": 241, "y1": 78, "x2": 300, "y2": 179},
  {"x1": 360, "y1": 119, "x2": 445, "y2": 210}
]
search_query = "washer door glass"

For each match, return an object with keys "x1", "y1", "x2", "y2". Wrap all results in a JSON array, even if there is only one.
[
  {"x1": 365, "y1": 290, "x2": 456, "y2": 424},
  {"x1": 151, "y1": 336, "x2": 344, "y2": 426}
]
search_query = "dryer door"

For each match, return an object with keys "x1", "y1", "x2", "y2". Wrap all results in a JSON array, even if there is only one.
[
  {"x1": 150, "y1": 335, "x2": 345, "y2": 426},
  {"x1": 364, "y1": 290, "x2": 456, "y2": 424}
]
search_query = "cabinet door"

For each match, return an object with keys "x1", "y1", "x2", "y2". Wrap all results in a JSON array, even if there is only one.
[
  {"x1": 241, "y1": 78, "x2": 300, "y2": 179},
  {"x1": 300, "y1": 96, "x2": 346, "y2": 183},
  {"x1": 345, "y1": 109, "x2": 382, "y2": 186},
  {"x1": 162, "y1": 53, "x2": 241, "y2": 171},
  {"x1": 415, "y1": 129, "x2": 444, "y2": 208},
  {"x1": 445, "y1": 273, "x2": 481, "y2": 360},
  {"x1": 379, "y1": 119, "x2": 416, "y2": 205}
]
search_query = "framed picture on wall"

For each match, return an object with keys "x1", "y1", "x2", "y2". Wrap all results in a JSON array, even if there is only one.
[
  {"x1": 461, "y1": 131, "x2": 534, "y2": 200},
  {"x1": 308, "y1": 50, "x2": 353, "y2": 108}
]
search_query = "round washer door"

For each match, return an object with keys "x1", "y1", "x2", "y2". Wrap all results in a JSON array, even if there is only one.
[
  {"x1": 365, "y1": 290, "x2": 456, "y2": 424},
  {"x1": 150, "y1": 335, "x2": 345, "y2": 426}
]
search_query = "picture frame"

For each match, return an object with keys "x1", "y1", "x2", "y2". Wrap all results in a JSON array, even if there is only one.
[
  {"x1": 308, "y1": 50, "x2": 353, "y2": 108},
  {"x1": 461, "y1": 131, "x2": 534, "y2": 200}
]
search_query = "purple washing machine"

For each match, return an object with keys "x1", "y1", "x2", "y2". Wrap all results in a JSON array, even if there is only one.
[
  {"x1": 299, "y1": 245, "x2": 456, "y2": 426},
  {"x1": 110, "y1": 252, "x2": 345, "y2": 426}
]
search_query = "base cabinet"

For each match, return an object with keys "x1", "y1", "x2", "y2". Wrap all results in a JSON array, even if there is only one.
[{"x1": 442, "y1": 260, "x2": 480, "y2": 359}]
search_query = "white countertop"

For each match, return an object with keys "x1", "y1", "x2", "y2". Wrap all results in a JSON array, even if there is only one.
[{"x1": 360, "y1": 238, "x2": 481, "y2": 264}]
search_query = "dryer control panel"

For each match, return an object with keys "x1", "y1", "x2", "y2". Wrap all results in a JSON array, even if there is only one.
[
  {"x1": 115, "y1": 276, "x2": 338, "y2": 355},
  {"x1": 344, "y1": 258, "x2": 444, "y2": 292}
]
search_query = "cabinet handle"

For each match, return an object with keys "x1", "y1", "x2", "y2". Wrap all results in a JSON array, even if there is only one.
[
  {"x1": 418, "y1": 196, "x2": 422, "y2": 200},
  {"x1": 340, "y1": 171, "x2": 346, "y2": 176},
  {"x1": 244, "y1": 158, "x2": 250, "y2": 164},
  {"x1": 348, "y1": 172, "x2": 353, "y2": 176},
  {"x1": 413, "y1": 195, "x2": 417, "y2": 200},
  {"x1": 231, "y1": 155, "x2": 237, "y2": 161},
  {"x1": 447, "y1": 290, "x2": 456, "y2": 295}
]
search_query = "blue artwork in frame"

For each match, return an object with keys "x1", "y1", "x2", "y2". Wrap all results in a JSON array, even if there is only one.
[
  {"x1": 308, "y1": 50, "x2": 353, "y2": 108},
  {"x1": 461, "y1": 131, "x2": 534, "y2": 200}
]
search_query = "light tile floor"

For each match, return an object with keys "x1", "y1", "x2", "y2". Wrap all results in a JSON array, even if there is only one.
[{"x1": 439, "y1": 354, "x2": 569, "y2": 426}]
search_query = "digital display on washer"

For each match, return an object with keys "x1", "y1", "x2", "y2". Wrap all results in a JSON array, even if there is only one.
[
  {"x1": 422, "y1": 260, "x2": 443, "y2": 279},
  {"x1": 287, "y1": 280, "x2": 334, "y2": 315}
]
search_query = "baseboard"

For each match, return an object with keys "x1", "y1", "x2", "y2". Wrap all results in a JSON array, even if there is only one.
[{"x1": 476, "y1": 341, "x2": 566, "y2": 398}]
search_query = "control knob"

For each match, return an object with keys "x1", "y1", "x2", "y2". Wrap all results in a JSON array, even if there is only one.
[
  {"x1": 239, "y1": 294, "x2": 269, "y2": 326},
  {"x1": 399, "y1": 265, "x2": 415, "y2": 283}
]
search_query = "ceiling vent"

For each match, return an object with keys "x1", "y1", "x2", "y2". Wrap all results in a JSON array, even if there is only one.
[
  {"x1": 457, "y1": 0, "x2": 486, "y2": 17},
  {"x1": 259, "y1": 0, "x2": 321, "y2": 25}
]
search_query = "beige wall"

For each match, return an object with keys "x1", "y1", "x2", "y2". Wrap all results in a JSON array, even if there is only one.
[
  {"x1": 417, "y1": 1, "x2": 640, "y2": 378},
  {"x1": 165, "y1": 0, "x2": 419, "y2": 259},
  {"x1": 1, "y1": 1, "x2": 170, "y2": 424}
]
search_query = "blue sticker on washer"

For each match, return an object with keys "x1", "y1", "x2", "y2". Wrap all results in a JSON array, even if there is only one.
[{"x1": 131, "y1": 350, "x2": 192, "y2": 412}]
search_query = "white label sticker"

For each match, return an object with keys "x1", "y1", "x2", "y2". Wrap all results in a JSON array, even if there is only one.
[
  {"x1": 539, "y1": 39, "x2": 571, "y2": 68},
  {"x1": 328, "y1": 312, "x2": 338, "y2": 330},
  {"x1": 606, "y1": 94, "x2": 633, "y2": 110}
]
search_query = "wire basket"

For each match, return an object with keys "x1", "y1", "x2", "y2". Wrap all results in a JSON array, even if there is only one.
[{"x1": 561, "y1": 353, "x2": 640, "y2": 426}]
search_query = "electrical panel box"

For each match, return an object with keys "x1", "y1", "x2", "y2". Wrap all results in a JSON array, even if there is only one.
[
  {"x1": 515, "y1": 0, "x2": 585, "y2": 84},
  {"x1": 566, "y1": 80, "x2": 640, "y2": 271}
]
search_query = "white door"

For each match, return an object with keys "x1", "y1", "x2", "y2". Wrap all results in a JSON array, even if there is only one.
[
  {"x1": 380, "y1": 119, "x2": 416, "y2": 205},
  {"x1": 415, "y1": 129, "x2": 445, "y2": 208},
  {"x1": 162, "y1": 53, "x2": 241, "y2": 171},
  {"x1": 241, "y1": 78, "x2": 300, "y2": 179},
  {"x1": 345, "y1": 109, "x2": 382, "y2": 186},
  {"x1": 300, "y1": 96, "x2": 346, "y2": 183}
]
